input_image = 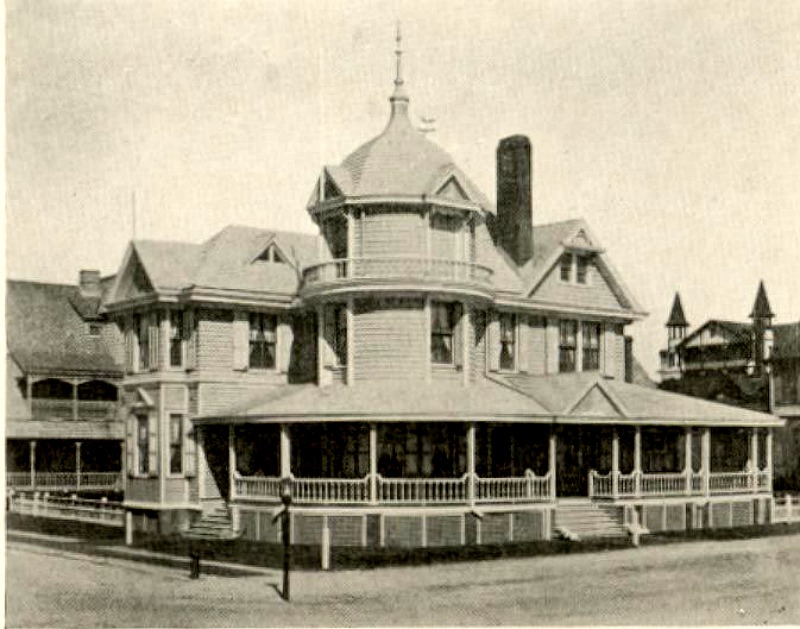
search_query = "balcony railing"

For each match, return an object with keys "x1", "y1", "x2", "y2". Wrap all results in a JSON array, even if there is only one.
[
  {"x1": 302, "y1": 257, "x2": 494, "y2": 290},
  {"x1": 590, "y1": 470, "x2": 768, "y2": 499},
  {"x1": 6, "y1": 472, "x2": 122, "y2": 491},
  {"x1": 233, "y1": 472, "x2": 551, "y2": 506},
  {"x1": 31, "y1": 399, "x2": 117, "y2": 422}
]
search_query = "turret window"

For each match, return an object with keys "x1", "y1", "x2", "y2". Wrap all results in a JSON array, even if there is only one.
[
  {"x1": 332, "y1": 305, "x2": 348, "y2": 366},
  {"x1": 136, "y1": 414, "x2": 149, "y2": 475},
  {"x1": 249, "y1": 313, "x2": 277, "y2": 369},
  {"x1": 136, "y1": 314, "x2": 149, "y2": 371},
  {"x1": 431, "y1": 302, "x2": 460, "y2": 365},
  {"x1": 169, "y1": 310, "x2": 184, "y2": 367},
  {"x1": 499, "y1": 313, "x2": 517, "y2": 371},
  {"x1": 560, "y1": 254, "x2": 572, "y2": 282}
]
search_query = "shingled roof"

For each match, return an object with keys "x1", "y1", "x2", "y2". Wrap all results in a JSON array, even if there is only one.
[
  {"x1": 7, "y1": 279, "x2": 123, "y2": 375},
  {"x1": 773, "y1": 322, "x2": 800, "y2": 359},
  {"x1": 666, "y1": 293, "x2": 689, "y2": 327}
]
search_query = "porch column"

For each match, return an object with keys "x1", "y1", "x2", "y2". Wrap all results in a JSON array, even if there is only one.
[
  {"x1": 280, "y1": 424, "x2": 291, "y2": 479},
  {"x1": 369, "y1": 423, "x2": 378, "y2": 505},
  {"x1": 633, "y1": 426, "x2": 642, "y2": 497},
  {"x1": 548, "y1": 428, "x2": 557, "y2": 501},
  {"x1": 467, "y1": 422, "x2": 476, "y2": 506},
  {"x1": 684, "y1": 428, "x2": 692, "y2": 495},
  {"x1": 346, "y1": 208, "x2": 355, "y2": 272},
  {"x1": 611, "y1": 429, "x2": 620, "y2": 499},
  {"x1": 701, "y1": 427, "x2": 711, "y2": 498},
  {"x1": 75, "y1": 442, "x2": 82, "y2": 491},
  {"x1": 72, "y1": 381, "x2": 79, "y2": 421},
  {"x1": 765, "y1": 428, "x2": 774, "y2": 492},
  {"x1": 228, "y1": 426, "x2": 236, "y2": 500},
  {"x1": 750, "y1": 428, "x2": 759, "y2": 493},
  {"x1": 346, "y1": 297, "x2": 355, "y2": 386},
  {"x1": 30, "y1": 440, "x2": 37, "y2": 489}
]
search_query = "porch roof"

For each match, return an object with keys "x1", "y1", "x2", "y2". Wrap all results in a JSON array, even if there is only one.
[
  {"x1": 195, "y1": 372, "x2": 783, "y2": 428},
  {"x1": 194, "y1": 377, "x2": 550, "y2": 424}
]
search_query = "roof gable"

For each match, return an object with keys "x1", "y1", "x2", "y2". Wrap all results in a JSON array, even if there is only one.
[
  {"x1": 681, "y1": 320, "x2": 751, "y2": 349},
  {"x1": 566, "y1": 382, "x2": 627, "y2": 418}
]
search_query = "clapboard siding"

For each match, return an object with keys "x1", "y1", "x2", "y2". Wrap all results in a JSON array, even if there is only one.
[
  {"x1": 164, "y1": 478, "x2": 186, "y2": 504},
  {"x1": 362, "y1": 208, "x2": 424, "y2": 257},
  {"x1": 196, "y1": 309, "x2": 234, "y2": 372},
  {"x1": 533, "y1": 262, "x2": 625, "y2": 311},
  {"x1": 470, "y1": 309, "x2": 487, "y2": 382},
  {"x1": 353, "y1": 298, "x2": 426, "y2": 380},
  {"x1": 200, "y1": 383, "x2": 279, "y2": 416},
  {"x1": 613, "y1": 327, "x2": 626, "y2": 381}
]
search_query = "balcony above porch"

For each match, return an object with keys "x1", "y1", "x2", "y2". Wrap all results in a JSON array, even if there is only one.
[{"x1": 300, "y1": 257, "x2": 494, "y2": 301}]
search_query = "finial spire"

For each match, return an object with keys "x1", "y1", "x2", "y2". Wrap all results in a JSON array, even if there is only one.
[{"x1": 389, "y1": 21, "x2": 409, "y2": 116}]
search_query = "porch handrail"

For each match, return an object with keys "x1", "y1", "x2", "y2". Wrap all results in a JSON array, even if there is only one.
[
  {"x1": 8, "y1": 493, "x2": 124, "y2": 526},
  {"x1": 640, "y1": 472, "x2": 689, "y2": 496},
  {"x1": 292, "y1": 476, "x2": 370, "y2": 504},
  {"x1": 708, "y1": 471, "x2": 753, "y2": 493},
  {"x1": 475, "y1": 470, "x2": 551, "y2": 503},
  {"x1": 6, "y1": 471, "x2": 121, "y2": 490},
  {"x1": 377, "y1": 474, "x2": 469, "y2": 505}
]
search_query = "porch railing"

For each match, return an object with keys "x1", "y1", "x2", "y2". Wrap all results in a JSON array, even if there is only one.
[
  {"x1": 589, "y1": 470, "x2": 767, "y2": 499},
  {"x1": 475, "y1": 471, "x2": 551, "y2": 503},
  {"x1": 8, "y1": 493, "x2": 124, "y2": 527},
  {"x1": 6, "y1": 471, "x2": 121, "y2": 491},
  {"x1": 232, "y1": 472, "x2": 551, "y2": 505},
  {"x1": 773, "y1": 494, "x2": 800, "y2": 524},
  {"x1": 30, "y1": 399, "x2": 117, "y2": 422}
]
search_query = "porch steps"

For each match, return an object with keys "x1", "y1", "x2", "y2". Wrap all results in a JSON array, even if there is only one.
[
  {"x1": 182, "y1": 506, "x2": 241, "y2": 541},
  {"x1": 554, "y1": 500, "x2": 627, "y2": 541}
]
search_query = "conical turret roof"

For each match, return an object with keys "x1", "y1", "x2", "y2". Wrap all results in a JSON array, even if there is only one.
[
  {"x1": 749, "y1": 280, "x2": 775, "y2": 319},
  {"x1": 666, "y1": 292, "x2": 688, "y2": 327}
]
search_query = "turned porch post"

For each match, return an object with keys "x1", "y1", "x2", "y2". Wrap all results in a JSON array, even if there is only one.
[
  {"x1": 280, "y1": 424, "x2": 291, "y2": 479},
  {"x1": 467, "y1": 422, "x2": 476, "y2": 506},
  {"x1": 701, "y1": 427, "x2": 711, "y2": 497},
  {"x1": 548, "y1": 427, "x2": 557, "y2": 501},
  {"x1": 765, "y1": 428, "x2": 774, "y2": 492},
  {"x1": 750, "y1": 428, "x2": 759, "y2": 492},
  {"x1": 30, "y1": 440, "x2": 37, "y2": 489},
  {"x1": 228, "y1": 425, "x2": 236, "y2": 500},
  {"x1": 369, "y1": 423, "x2": 378, "y2": 505},
  {"x1": 684, "y1": 428, "x2": 693, "y2": 495},
  {"x1": 611, "y1": 429, "x2": 620, "y2": 499},
  {"x1": 633, "y1": 426, "x2": 642, "y2": 497}
]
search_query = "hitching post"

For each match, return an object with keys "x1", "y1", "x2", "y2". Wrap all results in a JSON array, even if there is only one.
[{"x1": 272, "y1": 477, "x2": 292, "y2": 601}]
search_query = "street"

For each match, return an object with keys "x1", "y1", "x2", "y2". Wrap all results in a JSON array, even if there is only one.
[{"x1": 6, "y1": 533, "x2": 800, "y2": 627}]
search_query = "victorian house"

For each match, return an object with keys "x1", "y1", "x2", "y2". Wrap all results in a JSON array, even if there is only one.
[
  {"x1": 102, "y1": 39, "x2": 782, "y2": 551},
  {"x1": 6, "y1": 272, "x2": 124, "y2": 494},
  {"x1": 658, "y1": 284, "x2": 799, "y2": 490}
]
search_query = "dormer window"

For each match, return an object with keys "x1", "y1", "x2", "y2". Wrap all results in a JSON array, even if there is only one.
[
  {"x1": 255, "y1": 244, "x2": 287, "y2": 264},
  {"x1": 560, "y1": 253, "x2": 591, "y2": 285},
  {"x1": 88, "y1": 323, "x2": 102, "y2": 336}
]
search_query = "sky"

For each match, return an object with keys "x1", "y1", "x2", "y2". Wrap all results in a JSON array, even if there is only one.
[{"x1": 6, "y1": 0, "x2": 800, "y2": 378}]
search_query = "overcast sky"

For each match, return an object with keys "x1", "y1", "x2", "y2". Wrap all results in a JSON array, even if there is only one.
[{"x1": 6, "y1": 0, "x2": 800, "y2": 377}]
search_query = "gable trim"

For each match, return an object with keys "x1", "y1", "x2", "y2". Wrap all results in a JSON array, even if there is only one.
[{"x1": 563, "y1": 379, "x2": 629, "y2": 418}]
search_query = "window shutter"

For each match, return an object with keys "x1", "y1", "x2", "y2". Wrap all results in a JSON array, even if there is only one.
[
  {"x1": 518, "y1": 315, "x2": 529, "y2": 372},
  {"x1": 546, "y1": 318, "x2": 560, "y2": 374},
  {"x1": 126, "y1": 414, "x2": 135, "y2": 477},
  {"x1": 488, "y1": 312, "x2": 500, "y2": 372},
  {"x1": 454, "y1": 304, "x2": 464, "y2": 368},
  {"x1": 184, "y1": 309, "x2": 196, "y2": 370},
  {"x1": 232, "y1": 311, "x2": 249, "y2": 370},
  {"x1": 148, "y1": 315, "x2": 159, "y2": 371},
  {"x1": 147, "y1": 412, "x2": 158, "y2": 476},
  {"x1": 184, "y1": 416, "x2": 196, "y2": 477},
  {"x1": 277, "y1": 317, "x2": 294, "y2": 373},
  {"x1": 125, "y1": 322, "x2": 135, "y2": 373},
  {"x1": 603, "y1": 323, "x2": 616, "y2": 378},
  {"x1": 324, "y1": 307, "x2": 336, "y2": 367}
]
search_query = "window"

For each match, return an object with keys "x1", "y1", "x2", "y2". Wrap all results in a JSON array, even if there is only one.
[
  {"x1": 332, "y1": 305, "x2": 348, "y2": 366},
  {"x1": 499, "y1": 313, "x2": 516, "y2": 371},
  {"x1": 582, "y1": 322, "x2": 601, "y2": 371},
  {"x1": 169, "y1": 414, "x2": 183, "y2": 474},
  {"x1": 136, "y1": 314, "x2": 149, "y2": 371},
  {"x1": 560, "y1": 254, "x2": 572, "y2": 282},
  {"x1": 576, "y1": 256, "x2": 589, "y2": 284},
  {"x1": 88, "y1": 323, "x2": 102, "y2": 336},
  {"x1": 559, "y1": 320, "x2": 578, "y2": 372},
  {"x1": 431, "y1": 302, "x2": 459, "y2": 365},
  {"x1": 136, "y1": 415, "x2": 149, "y2": 475},
  {"x1": 249, "y1": 313, "x2": 277, "y2": 369},
  {"x1": 169, "y1": 311, "x2": 184, "y2": 368}
]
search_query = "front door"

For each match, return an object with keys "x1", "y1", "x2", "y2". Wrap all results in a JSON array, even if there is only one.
[{"x1": 556, "y1": 426, "x2": 609, "y2": 497}]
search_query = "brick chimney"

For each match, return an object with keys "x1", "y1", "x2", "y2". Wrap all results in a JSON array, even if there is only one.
[
  {"x1": 496, "y1": 135, "x2": 533, "y2": 266},
  {"x1": 79, "y1": 269, "x2": 101, "y2": 298}
]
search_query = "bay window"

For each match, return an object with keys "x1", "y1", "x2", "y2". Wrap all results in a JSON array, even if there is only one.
[
  {"x1": 169, "y1": 310, "x2": 184, "y2": 368},
  {"x1": 431, "y1": 301, "x2": 460, "y2": 365},
  {"x1": 582, "y1": 322, "x2": 601, "y2": 371},
  {"x1": 499, "y1": 312, "x2": 516, "y2": 371},
  {"x1": 249, "y1": 313, "x2": 277, "y2": 369},
  {"x1": 559, "y1": 320, "x2": 577, "y2": 372}
]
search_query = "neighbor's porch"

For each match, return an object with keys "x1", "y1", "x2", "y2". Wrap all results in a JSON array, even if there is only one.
[{"x1": 196, "y1": 421, "x2": 774, "y2": 508}]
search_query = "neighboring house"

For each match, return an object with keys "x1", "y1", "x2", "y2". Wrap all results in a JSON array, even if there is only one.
[
  {"x1": 102, "y1": 42, "x2": 781, "y2": 550},
  {"x1": 6, "y1": 272, "x2": 124, "y2": 494},
  {"x1": 658, "y1": 284, "x2": 799, "y2": 489}
]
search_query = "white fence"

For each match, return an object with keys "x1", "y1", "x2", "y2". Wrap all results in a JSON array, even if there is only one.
[{"x1": 8, "y1": 492, "x2": 124, "y2": 527}]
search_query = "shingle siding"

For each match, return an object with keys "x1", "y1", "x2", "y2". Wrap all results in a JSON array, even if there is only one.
[
  {"x1": 361, "y1": 208, "x2": 424, "y2": 258},
  {"x1": 196, "y1": 309, "x2": 234, "y2": 372},
  {"x1": 533, "y1": 262, "x2": 626, "y2": 312}
]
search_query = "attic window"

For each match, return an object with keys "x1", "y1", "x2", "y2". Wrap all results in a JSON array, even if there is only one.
[
  {"x1": 255, "y1": 245, "x2": 286, "y2": 264},
  {"x1": 559, "y1": 253, "x2": 592, "y2": 285},
  {"x1": 88, "y1": 323, "x2": 102, "y2": 336}
]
